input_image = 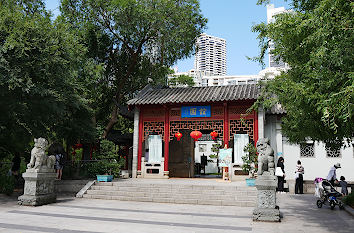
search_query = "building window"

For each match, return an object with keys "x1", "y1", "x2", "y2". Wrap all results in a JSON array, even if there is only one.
[
  {"x1": 300, "y1": 143, "x2": 314, "y2": 157},
  {"x1": 326, "y1": 147, "x2": 341, "y2": 158}
]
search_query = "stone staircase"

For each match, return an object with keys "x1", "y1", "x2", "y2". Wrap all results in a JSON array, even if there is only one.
[{"x1": 82, "y1": 179, "x2": 257, "y2": 207}]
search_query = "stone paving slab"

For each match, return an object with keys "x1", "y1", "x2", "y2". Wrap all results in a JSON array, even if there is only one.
[{"x1": 0, "y1": 193, "x2": 353, "y2": 233}]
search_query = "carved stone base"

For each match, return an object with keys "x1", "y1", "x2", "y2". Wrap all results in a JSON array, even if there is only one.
[
  {"x1": 253, "y1": 174, "x2": 280, "y2": 222},
  {"x1": 18, "y1": 193, "x2": 56, "y2": 206},
  {"x1": 253, "y1": 208, "x2": 280, "y2": 222},
  {"x1": 18, "y1": 170, "x2": 56, "y2": 206}
]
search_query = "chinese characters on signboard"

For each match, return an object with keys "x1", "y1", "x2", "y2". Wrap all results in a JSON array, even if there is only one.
[{"x1": 181, "y1": 106, "x2": 211, "y2": 118}]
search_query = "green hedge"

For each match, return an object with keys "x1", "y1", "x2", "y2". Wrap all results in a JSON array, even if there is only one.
[
  {"x1": 343, "y1": 192, "x2": 354, "y2": 208},
  {"x1": 0, "y1": 161, "x2": 15, "y2": 195}
]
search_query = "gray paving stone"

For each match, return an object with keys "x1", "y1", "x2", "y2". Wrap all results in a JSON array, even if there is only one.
[{"x1": 1, "y1": 192, "x2": 354, "y2": 233}]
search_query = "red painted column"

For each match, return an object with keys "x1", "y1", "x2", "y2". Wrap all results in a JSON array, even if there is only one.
[
  {"x1": 223, "y1": 102, "x2": 229, "y2": 147},
  {"x1": 254, "y1": 109, "x2": 259, "y2": 146},
  {"x1": 164, "y1": 105, "x2": 170, "y2": 172},
  {"x1": 137, "y1": 109, "x2": 143, "y2": 171}
]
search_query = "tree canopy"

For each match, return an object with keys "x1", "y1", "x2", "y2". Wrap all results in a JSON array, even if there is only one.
[
  {"x1": 60, "y1": 0, "x2": 207, "y2": 138},
  {"x1": 168, "y1": 74, "x2": 195, "y2": 87},
  {"x1": 253, "y1": 0, "x2": 353, "y2": 148},
  {"x1": 0, "y1": 0, "x2": 96, "y2": 156}
]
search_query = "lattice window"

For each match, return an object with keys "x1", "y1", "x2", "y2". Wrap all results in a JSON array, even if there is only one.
[
  {"x1": 300, "y1": 143, "x2": 314, "y2": 157},
  {"x1": 326, "y1": 147, "x2": 341, "y2": 158},
  {"x1": 229, "y1": 119, "x2": 254, "y2": 141},
  {"x1": 143, "y1": 121, "x2": 164, "y2": 141},
  {"x1": 169, "y1": 120, "x2": 223, "y2": 141}
]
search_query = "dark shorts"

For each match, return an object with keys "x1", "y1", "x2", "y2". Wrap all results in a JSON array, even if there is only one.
[{"x1": 55, "y1": 162, "x2": 63, "y2": 170}]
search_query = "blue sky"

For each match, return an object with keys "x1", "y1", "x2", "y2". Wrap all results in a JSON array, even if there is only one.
[{"x1": 44, "y1": 0, "x2": 290, "y2": 75}]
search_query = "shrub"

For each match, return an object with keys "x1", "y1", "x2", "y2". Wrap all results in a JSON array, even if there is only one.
[
  {"x1": 84, "y1": 140, "x2": 125, "y2": 178},
  {"x1": 0, "y1": 159, "x2": 15, "y2": 195},
  {"x1": 242, "y1": 143, "x2": 258, "y2": 178},
  {"x1": 343, "y1": 192, "x2": 354, "y2": 208}
]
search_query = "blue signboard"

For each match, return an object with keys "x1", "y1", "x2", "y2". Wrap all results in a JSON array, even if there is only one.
[{"x1": 181, "y1": 106, "x2": 211, "y2": 118}]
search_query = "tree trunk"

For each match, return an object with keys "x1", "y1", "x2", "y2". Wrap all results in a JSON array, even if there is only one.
[
  {"x1": 102, "y1": 105, "x2": 118, "y2": 139},
  {"x1": 101, "y1": 51, "x2": 141, "y2": 139}
]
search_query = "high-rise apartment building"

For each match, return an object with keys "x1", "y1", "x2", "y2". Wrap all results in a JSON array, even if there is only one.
[
  {"x1": 194, "y1": 33, "x2": 227, "y2": 76},
  {"x1": 267, "y1": 4, "x2": 287, "y2": 68}
]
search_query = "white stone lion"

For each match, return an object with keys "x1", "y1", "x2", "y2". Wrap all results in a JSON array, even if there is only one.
[
  {"x1": 27, "y1": 138, "x2": 56, "y2": 170},
  {"x1": 256, "y1": 138, "x2": 275, "y2": 176}
]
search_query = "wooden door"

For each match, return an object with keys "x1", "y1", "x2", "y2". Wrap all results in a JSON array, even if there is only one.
[{"x1": 168, "y1": 129, "x2": 194, "y2": 177}]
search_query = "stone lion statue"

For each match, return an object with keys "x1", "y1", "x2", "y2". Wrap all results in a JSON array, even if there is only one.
[
  {"x1": 256, "y1": 138, "x2": 275, "y2": 176},
  {"x1": 27, "y1": 138, "x2": 56, "y2": 170}
]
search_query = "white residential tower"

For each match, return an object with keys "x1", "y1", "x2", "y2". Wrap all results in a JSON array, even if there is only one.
[{"x1": 194, "y1": 33, "x2": 227, "y2": 76}]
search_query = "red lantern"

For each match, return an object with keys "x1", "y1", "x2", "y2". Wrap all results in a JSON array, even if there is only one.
[
  {"x1": 190, "y1": 130, "x2": 202, "y2": 141},
  {"x1": 175, "y1": 132, "x2": 182, "y2": 141},
  {"x1": 210, "y1": 131, "x2": 218, "y2": 140}
]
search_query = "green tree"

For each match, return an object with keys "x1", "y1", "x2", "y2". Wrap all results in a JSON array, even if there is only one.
[
  {"x1": 241, "y1": 143, "x2": 258, "y2": 178},
  {"x1": 168, "y1": 74, "x2": 195, "y2": 87},
  {"x1": 253, "y1": 0, "x2": 353, "y2": 148},
  {"x1": 60, "y1": 0, "x2": 207, "y2": 138},
  {"x1": 0, "y1": 0, "x2": 96, "y2": 157}
]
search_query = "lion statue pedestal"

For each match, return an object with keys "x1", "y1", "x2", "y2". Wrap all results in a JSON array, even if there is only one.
[
  {"x1": 18, "y1": 138, "x2": 57, "y2": 206},
  {"x1": 252, "y1": 138, "x2": 280, "y2": 222}
]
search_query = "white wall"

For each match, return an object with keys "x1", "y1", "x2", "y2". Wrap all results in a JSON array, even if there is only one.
[
  {"x1": 283, "y1": 141, "x2": 354, "y2": 181},
  {"x1": 265, "y1": 114, "x2": 354, "y2": 182}
]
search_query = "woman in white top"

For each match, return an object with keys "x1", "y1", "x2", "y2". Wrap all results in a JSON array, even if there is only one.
[{"x1": 295, "y1": 160, "x2": 304, "y2": 194}]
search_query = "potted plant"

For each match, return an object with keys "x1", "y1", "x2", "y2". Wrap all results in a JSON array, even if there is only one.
[
  {"x1": 86, "y1": 140, "x2": 125, "y2": 182},
  {"x1": 242, "y1": 143, "x2": 258, "y2": 186}
]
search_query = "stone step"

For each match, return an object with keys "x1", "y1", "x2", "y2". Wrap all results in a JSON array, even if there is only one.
[
  {"x1": 83, "y1": 181, "x2": 257, "y2": 206},
  {"x1": 82, "y1": 194, "x2": 255, "y2": 207},
  {"x1": 85, "y1": 189, "x2": 256, "y2": 201},
  {"x1": 90, "y1": 185, "x2": 256, "y2": 194},
  {"x1": 95, "y1": 182, "x2": 256, "y2": 191}
]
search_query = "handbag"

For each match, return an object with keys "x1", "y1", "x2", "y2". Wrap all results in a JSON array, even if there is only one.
[{"x1": 275, "y1": 167, "x2": 284, "y2": 177}]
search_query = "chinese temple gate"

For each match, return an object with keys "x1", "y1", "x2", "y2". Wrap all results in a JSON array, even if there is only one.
[{"x1": 127, "y1": 84, "x2": 262, "y2": 178}]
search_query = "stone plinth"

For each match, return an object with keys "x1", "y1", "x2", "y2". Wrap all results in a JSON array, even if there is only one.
[
  {"x1": 18, "y1": 170, "x2": 57, "y2": 206},
  {"x1": 253, "y1": 173, "x2": 280, "y2": 222}
]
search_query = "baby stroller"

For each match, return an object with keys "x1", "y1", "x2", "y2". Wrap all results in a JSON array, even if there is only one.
[{"x1": 315, "y1": 178, "x2": 344, "y2": 210}]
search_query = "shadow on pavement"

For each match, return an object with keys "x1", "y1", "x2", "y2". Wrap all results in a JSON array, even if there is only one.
[{"x1": 278, "y1": 194, "x2": 353, "y2": 233}]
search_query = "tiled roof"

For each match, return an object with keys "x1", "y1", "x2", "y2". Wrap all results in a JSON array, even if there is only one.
[
  {"x1": 127, "y1": 84, "x2": 260, "y2": 106},
  {"x1": 269, "y1": 103, "x2": 287, "y2": 115}
]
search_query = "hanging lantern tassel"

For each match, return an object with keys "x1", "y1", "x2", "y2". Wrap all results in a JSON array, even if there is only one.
[
  {"x1": 175, "y1": 132, "x2": 182, "y2": 141},
  {"x1": 210, "y1": 131, "x2": 218, "y2": 140},
  {"x1": 190, "y1": 130, "x2": 202, "y2": 141}
]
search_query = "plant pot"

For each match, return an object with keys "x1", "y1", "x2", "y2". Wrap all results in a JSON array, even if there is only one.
[
  {"x1": 245, "y1": 178, "x2": 256, "y2": 186},
  {"x1": 96, "y1": 175, "x2": 113, "y2": 182}
]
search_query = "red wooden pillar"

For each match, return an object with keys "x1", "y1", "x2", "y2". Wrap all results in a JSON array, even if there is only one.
[
  {"x1": 137, "y1": 109, "x2": 143, "y2": 172},
  {"x1": 164, "y1": 105, "x2": 170, "y2": 172},
  {"x1": 254, "y1": 109, "x2": 259, "y2": 146},
  {"x1": 223, "y1": 102, "x2": 229, "y2": 147}
]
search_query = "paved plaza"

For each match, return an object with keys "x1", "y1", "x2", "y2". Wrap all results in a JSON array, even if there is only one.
[{"x1": 0, "y1": 192, "x2": 353, "y2": 233}]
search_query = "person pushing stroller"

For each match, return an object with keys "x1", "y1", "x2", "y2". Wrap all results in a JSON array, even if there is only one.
[
  {"x1": 326, "y1": 163, "x2": 341, "y2": 186},
  {"x1": 316, "y1": 178, "x2": 344, "y2": 210}
]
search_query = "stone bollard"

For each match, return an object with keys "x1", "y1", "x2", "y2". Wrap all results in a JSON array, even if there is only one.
[{"x1": 252, "y1": 173, "x2": 280, "y2": 222}]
